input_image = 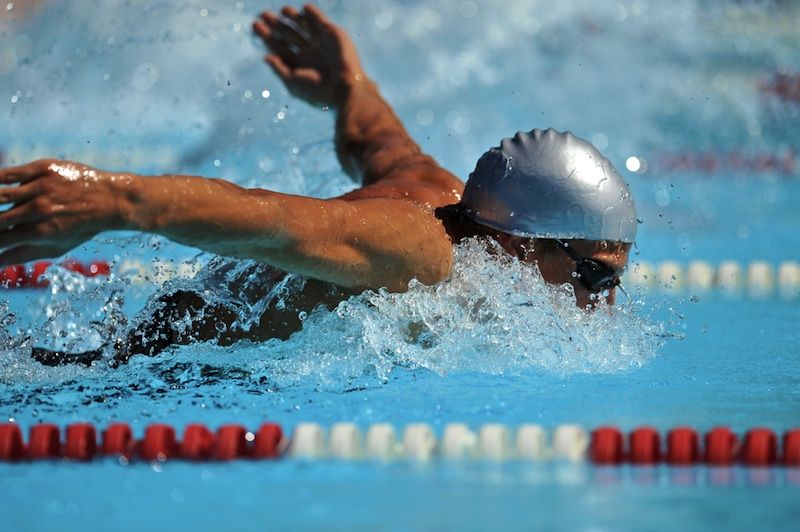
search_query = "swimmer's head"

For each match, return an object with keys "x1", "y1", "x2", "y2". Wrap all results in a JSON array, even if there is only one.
[
  {"x1": 438, "y1": 128, "x2": 637, "y2": 308},
  {"x1": 460, "y1": 128, "x2": 638, "y2": 244}
]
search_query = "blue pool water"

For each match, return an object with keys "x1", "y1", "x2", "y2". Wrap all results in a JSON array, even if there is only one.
[{"x1": 1, "y1": 0, "x2": 799, "y2": 530}]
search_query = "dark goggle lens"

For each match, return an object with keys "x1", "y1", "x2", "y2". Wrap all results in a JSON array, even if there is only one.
[{"x1": 575, "y1": 259, "x2": 621, "y2": 292}]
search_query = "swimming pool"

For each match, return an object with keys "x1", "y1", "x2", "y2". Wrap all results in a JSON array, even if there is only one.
[{"x1": 1, "y1": 0, "x2": 799, "y2": 530}]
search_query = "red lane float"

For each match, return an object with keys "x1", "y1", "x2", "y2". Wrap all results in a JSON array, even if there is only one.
[
  {"x1": 705, "y1": 427, "x2": 738, "y2": 466},
  {"x1": 0, "y1": 265, "x2": 26, "y2": 288},
  {"x1": 103, "y1": 423, "x2": 133, "y2": 456},
  {"x1": 0, "y1": 424, "x2": 25, "y2": 461},
  {"x1": 590, "y1": 427, "x2": 625, "y2": 464},
  {"x1": 666, "y1": 427, "x2": 699, "y2": 465},
  {"x1": 180, "y1": 424, "x2": 215, "y2": 460},
  {"x1": 783, "y1": 429, "x2": 800, "y2": 467},
  {"x1": 28, "y1": 424, "x2": 61, "y2": 459},
  {"x1": 254, "y1": 423, "x2": 283, "y2": 459},
  {"x1": 215, "y1": 425, "x2": 249, "y2": 460},
  {"x1": 0, "y1": 259, "x2": 110, "y2": 289},
  {"x1": 629, "y1": 427, "x2": 661, "y2": 464},
  {"x1": 741, "y1": 428, "x2": 777, "y2": 466},
  {"x1": 65, "y1": 423, "x2": 97, "y2": 461},
  {"x1": 140, "y1": 424, "x2": 178, "y2": 461}
]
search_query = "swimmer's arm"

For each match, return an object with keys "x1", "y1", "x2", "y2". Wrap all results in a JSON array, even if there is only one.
[
  {"x1": 253, "y1": 4, "x2": 459, "y2": 190},
  {"x1": 120, "y1": 174, "x2": 453, "y2": 291},
  {"x1": 334, "y1": 79, "x2": 449, "y2": 186},
  {"x1": 0, "y1": 160, "x2": 451, "y2": 290}
]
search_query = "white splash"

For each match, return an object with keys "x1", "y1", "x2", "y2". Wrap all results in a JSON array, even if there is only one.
[{"x1": 242, "y1": 239, "x2": 667, "y2": 388}]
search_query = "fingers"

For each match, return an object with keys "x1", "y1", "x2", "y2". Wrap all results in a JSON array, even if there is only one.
[
  {"x1": 0, "y1": 202, "x2": 44, "y2": 231},
  {"x1": 0, "y1": 225, "x2": 45, "y2": 252},
  {"x1": 254, "y1": 14, "x2": 296, "y2": 61},
  {"x1": 265, "y1": 55, "x2": 292, "y2": 81},
  {"x1": 0, "y1": 244, "x2": 62, "y2": 268},
  {"x1": 302, "y1": 4, "x2": 332, "y2": 29},
  {"x1": 0, "y1": 160, "x2": 51, "y2": 185},
  {"x1": 276, "y1": 16, "x2": 312, "y2": 46},
  {"x1": 259, "y1": 10, "x2": 309, "y2": 50},
  {"x1": 280, "y1": 6, "x2": 300, "y2": 19},
  {"x1": 0, "y1": 183, "x2": 38, "y2": 205}
]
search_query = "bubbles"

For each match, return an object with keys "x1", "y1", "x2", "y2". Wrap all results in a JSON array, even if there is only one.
[
  {"x1": 445, "y1": 111, "x2": 471, "y2": 135},
  {"x1": 130, "y1": 62, "x2": 159, "y2": 91},
  {"x1": 261, "y1": 89, "x2": 270, "y2": 99},
  {"x1": 626, "y1": 156, "x2": 648, "y2": 174},
  {"x1": 654, "y1": 186, "x2": 671, "y2": 207},
  {"x1": 416, "y1": 108, "x2": 435, "y2": 126},
  {"x1": 374, "y1": 11, "x2": 394, "y2": 30},
  {"x1": 592, "y1": 133, "x2": 609, "y2": 150}
]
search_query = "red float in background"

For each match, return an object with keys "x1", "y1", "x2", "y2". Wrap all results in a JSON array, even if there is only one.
[
  {"x1": 65, "y1": 423, "x2": 97, "y2": 461},
  {"x1": 180, "y1": 424, "x2": 215, "y2": 460},
  {"x1": 705, "y1": 427, "x2": 737, "y2": 465},
  {"x1": 28, "y1": 261, "x2": 52, "y2": 288},
  {"x1": 590, "y1": 426, "x2": 625, "y2": 464},
  {"x1": 214, "y1": 425, "x2": 249, "y2": 460},
  {"x1": 61, "y1": 259, "x2": 85, "y2": 275},
  {"x1": 0, "y1": 259, "x2": 111, "y2": 289},
  {"x1": 666, "y1": 427, "x2": 699, "y2": 465},
  {"x1": 102, "y1": 423, "x2": 133, "y2": 456},
  {"x1": 629, "y1": 427, "x2": 661, "y2": 464},
  {"x1": 87, "y1": 261, "x2": 111, "y2": 277},
  {"x1": 0, "y1": 424, "x2": 25, "y2": 461},
  {"x1": 139, "y1": 424, "x2": 178, "y2": 461},
  {"x1": 254, "y1": 423, "x2": 283, "y2": 459},
  {"x1": 741, "y1": 428, "x2": 777, "y2": 466},
  {"x1": 0, "y1": 265, "x2": 26, "y2": 288},
  {"x1": 783, "y1": 429, "x2": 800, "y2": 466},
  {"x1": 28, "y1": 424, "x2": 61, "y2": 459}
]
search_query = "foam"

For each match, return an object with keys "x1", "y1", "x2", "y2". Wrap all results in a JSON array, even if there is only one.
[{"x1": 236, "y1": 239, "x2": 667, "y2": 388}]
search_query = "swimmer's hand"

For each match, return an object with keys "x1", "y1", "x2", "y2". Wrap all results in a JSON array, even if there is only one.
[
  {"x1": 253, "y1": 4, "x2": 365, "y2": 108},
  {"x1": 0, "y1": 159, "x2": 133, "y2": 265}
]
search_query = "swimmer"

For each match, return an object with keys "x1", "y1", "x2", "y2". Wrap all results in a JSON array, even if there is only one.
[{"x1": 0, "y1": 4, "x2": 636, "y2": 366}]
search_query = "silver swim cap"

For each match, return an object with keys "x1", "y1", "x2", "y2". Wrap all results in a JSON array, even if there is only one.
[{"x1": 461, "y1": 128, "x2": 638, "y2": 243}]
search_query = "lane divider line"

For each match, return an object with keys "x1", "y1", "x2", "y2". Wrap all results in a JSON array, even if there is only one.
[
  {"x1": 627, "y1": 260, "x2": 799, "y2": 297},
  {"x1": 2, "y1": 423, "x2": 799, "y2": 466},
  {"x1": 2, "y1": 259, "x2": 796, "y2": 298}
]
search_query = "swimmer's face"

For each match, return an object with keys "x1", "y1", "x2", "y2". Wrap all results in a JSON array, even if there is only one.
[{"x1": 497, "y1": 235, "x2": 630, "y2": 309}]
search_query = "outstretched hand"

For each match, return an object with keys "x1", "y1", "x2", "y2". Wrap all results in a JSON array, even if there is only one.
[
  {"x1": 0, "y1": 160, "x2": 130, "y2": 266},
  {"x1": 253, "y1": 4, "x2": 365, "y2": 108}
]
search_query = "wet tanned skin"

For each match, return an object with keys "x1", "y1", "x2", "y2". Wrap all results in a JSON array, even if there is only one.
[{"x1": 0, "y1": 4, "x2": 626, "y2": 315}]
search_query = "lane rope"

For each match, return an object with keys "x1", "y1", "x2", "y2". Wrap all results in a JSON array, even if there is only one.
[
  {"x1": 2, "y1": 259, "x2": 798, "y2": 298},
  {"x1": 2, "y1": 422, "x2": 799, "y2": 466}
]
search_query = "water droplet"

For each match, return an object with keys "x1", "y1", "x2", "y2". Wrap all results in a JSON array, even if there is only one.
[{"x1": 261, "y1": 89, "x2": 270, "y2": 99}]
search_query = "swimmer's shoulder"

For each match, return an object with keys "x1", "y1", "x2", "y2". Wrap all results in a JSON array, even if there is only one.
[{"x1": 337, "y1": 163, "x2": 464, "y2": 209}]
